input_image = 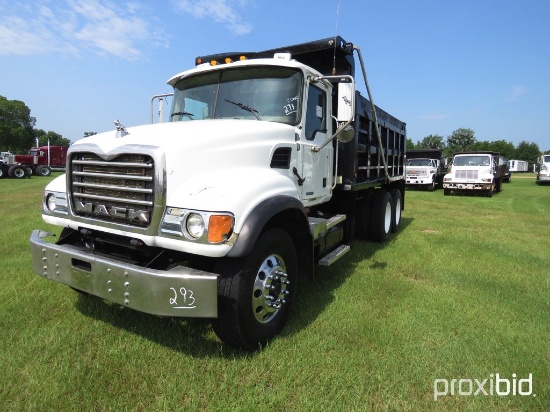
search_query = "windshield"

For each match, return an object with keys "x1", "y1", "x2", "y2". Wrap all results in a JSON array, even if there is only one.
[
  {"x1": 170, "y1": 67, "x2": 303, "y2": 125},
  {"x1": 453, "y1": 155, "x2": 491, "y2": 167},
  {"x1": 407, "y1": 158, "x2": 432, "y2": 167},
  {"x1": 544, "y1": 155, "x2": 550, "y2": 163}
]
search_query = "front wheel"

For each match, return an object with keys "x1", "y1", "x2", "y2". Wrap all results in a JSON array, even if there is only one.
[
  {"x1": 8, "y1": 165, "x2": 26, "y2": 179},
  {"x1": 212, "y1": 228, "x2": 297, "y2": 350}
]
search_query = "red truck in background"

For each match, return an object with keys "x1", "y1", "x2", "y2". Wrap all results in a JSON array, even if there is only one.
[{"x1": 0, "y1": 145, "x2": 68, "y2": 178}]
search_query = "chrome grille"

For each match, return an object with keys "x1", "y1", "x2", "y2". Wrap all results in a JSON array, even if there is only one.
[
  {"x1": 407, "y1": 168, "x2": 427, "y2": 176},
  {"x1": 70, "y1": 153, "x2": 155, "y2": 227},
  {"x1": 455, "y1": 169, "x2": 478, "y2": 180}
]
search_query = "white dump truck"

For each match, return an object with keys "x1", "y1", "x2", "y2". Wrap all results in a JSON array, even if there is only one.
[
  {"x1": 443, "y1": 151, "x2": 507, "y2": 197},
  {"x1": 405, "y1": 149, "x2": 443, "y2": 191},
  {"x1": 30, "y1": 36, "x2": 406, "y2": 349}
]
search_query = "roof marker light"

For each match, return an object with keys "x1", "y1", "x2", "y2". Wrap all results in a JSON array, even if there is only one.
[{"x1": 273, "y1": 53, "x2": 292, "y2": 60}]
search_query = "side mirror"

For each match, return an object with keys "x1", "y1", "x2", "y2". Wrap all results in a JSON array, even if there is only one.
[
  {"x1": 335, "y1": 123, "x2": 354, "y2": 143},
  {"x1": 310, "y1": 74, "x2": 356, "y2": 153}
]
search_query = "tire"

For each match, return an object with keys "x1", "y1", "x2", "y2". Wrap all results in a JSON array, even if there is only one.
[
  {"x1": 444, "y1": 188, "x2": 451, "y2": 196},
  {"x1": 0, "y1": 167, "x2": 5, "y2": 178},
  {"x1": 212, "y1": 228, "x2": 297, "y2": 350},
  {"x1": 427, "y1": 179, "x2": 435, "y2": 191},
  {"x1": 369, "y1": 190, "x2": 392, "y2": 243},
  {"x1": 37, "y1": 165, "x2": 52, "y2": 176},
  {"x1": 355, "y1": 191, "x2": 373, "y2": 240},
  {"x1": 25, "y1": 166, "x2": 34, "y2": 176},
  {"x1": 389, "y1": 189, "x2": 402, "y2": 233},
  {"x1": 8, "y1": 165, "x2": 26, "y2": 179}
]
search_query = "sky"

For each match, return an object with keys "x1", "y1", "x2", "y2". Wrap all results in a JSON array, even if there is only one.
[{"x1": 1, "y1": 0, "x2": 549, "y2": 150}]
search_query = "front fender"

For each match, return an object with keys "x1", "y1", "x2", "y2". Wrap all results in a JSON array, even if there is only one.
[{"x1": 227, "y1": 195, "x2": 308, "y2": 257}]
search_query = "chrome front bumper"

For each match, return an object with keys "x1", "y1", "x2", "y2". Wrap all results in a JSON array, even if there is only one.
[
  {"x1": 30, "y1": 230, "x2": 218, "y2": 318},
  {"x1": 443, "y1": 182, "x2": 492, "y2": 190}
]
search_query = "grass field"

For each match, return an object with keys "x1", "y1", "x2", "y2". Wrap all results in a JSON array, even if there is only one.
[{"x1": 1, "y1": 173, "x2": 548, "y2": 411}]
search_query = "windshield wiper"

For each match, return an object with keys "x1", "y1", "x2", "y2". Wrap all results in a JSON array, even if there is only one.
[
  {"x1": 171, "y1": 111, "x2": 194, "y2": 119},
  {"x1": 224, "y1": 99, "x2": 261, "y2": 120}
]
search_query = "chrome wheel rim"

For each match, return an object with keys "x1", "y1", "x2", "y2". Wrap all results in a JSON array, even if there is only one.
[{"x1": 252, "y1": 254, "x2": 289, "y2": 323}]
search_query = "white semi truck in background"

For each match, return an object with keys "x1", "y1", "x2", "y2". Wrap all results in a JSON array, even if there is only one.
[
  {"x1": 405, "y1": 149, "x2": 443, "y2": 191},
  {"x1": 536, "y1": 154, "x2": 550, "y2": 185},
  {"x1": 443, "y1": 151, "x2": 508, "y2": 197},
  {"x1": 30, "y1": 36, "x2": 406, "y2": 349}
]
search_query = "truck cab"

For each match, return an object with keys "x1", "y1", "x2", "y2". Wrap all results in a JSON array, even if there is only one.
[
  {"x1": 443, "y1": 151, "x2": 504, "y2": 197},
  {"x1": 405, "y1": 149, "x2": 443, "y2": 191},
  {"x1": 167, "y1": 54, "x2": 336, "y2": 207},
  {"x1": 536, "y1": 155, "x2": 550, "y2": 185}
]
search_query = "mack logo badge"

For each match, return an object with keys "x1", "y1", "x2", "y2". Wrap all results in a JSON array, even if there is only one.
[{"x1": 75, "y1": 201, "x2": 150, "y2": 224}]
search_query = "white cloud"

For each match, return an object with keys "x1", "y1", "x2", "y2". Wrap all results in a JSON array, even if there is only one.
[
  {"x1": 506, "y1": 85, "x2": 527, "y2": 102},
  {"x1": 173, "y1": 0, "x2": 252, "y2": 35},
  {"x1": 0, "y1": 0, "x2": 168, "y2": 61}
]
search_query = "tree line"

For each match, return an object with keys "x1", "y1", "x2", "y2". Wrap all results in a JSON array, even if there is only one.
[
  {"x1": 0, "y1": 95, "x2": 74, "y2": 153},
  {"x1": 407, "y1": 128, "x2": 548, "y2": 165},
  {"x1": 2, "y1": 95, "x2": 547, "y2": 165}
]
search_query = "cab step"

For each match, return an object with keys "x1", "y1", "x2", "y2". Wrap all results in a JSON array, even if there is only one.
[{"x1": 318, "y1": 244, "x2": 351, "y2": 267}]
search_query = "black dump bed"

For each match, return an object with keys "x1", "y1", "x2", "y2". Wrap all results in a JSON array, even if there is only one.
[
  {"x1": 196, "y1": 36, "x2": 355, "y2": 77},
  {"x1": 407, "y1": 149, "x2": 442, "y2": 160}
]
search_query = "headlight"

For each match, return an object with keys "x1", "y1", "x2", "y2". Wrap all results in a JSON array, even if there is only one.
[
  {"x1": 186, "y1": 213, "x2": 205, "y2": 238},
  {"x1": 43, "y1": 191, "x2": 68, "y2": 215},
  {"x1": 46, "y1": 194, "x2": 57, "y2": 212}
]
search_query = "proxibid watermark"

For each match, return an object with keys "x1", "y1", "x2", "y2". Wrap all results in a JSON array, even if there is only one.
[{"x1": 433, "y1": 374, "x2": 535, "y2": 401}]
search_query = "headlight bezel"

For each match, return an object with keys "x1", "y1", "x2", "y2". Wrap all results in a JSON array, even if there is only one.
[
  {"x1": 160, "y1": 207, "x2": 234, "y2": 244},
  {"x1": 43, "y1": 191, "x2": 68, "y2": 215}
]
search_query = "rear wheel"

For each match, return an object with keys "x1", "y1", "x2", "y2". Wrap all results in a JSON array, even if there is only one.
[
  {"x1": 36, "y1": 165, "x2": 52, "y2": 176},
  {"x1": 369, "y1": 190, "x2": 392, "y2": 243},
  {"x1": 389, "y1": 189, "x2": 402, "y2": 233},
  {"x1": 212, "y1": 228, "x2": 297, "y2": 350}
]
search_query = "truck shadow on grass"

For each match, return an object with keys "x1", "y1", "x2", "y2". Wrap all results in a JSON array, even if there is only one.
[
  {"x1": 281, "y1": 216, "x2": 413, "y2": 339},
  {"x1": 73, "y1": 217, "x2": 413, "y2": 357}
]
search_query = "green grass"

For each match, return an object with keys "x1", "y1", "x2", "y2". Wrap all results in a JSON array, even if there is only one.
[{"x1": 1, "y1": 173, "x2": 548, "y2": 411}]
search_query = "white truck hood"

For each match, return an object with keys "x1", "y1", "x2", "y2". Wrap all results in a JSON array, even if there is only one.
[{"x1": 70, "y1": 120, "x2": 299, "y2": 217}]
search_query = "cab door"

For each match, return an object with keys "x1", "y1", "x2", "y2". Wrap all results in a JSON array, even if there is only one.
[{"x1": 299, "y1": 82, "x2": 333, "y2": 205}]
